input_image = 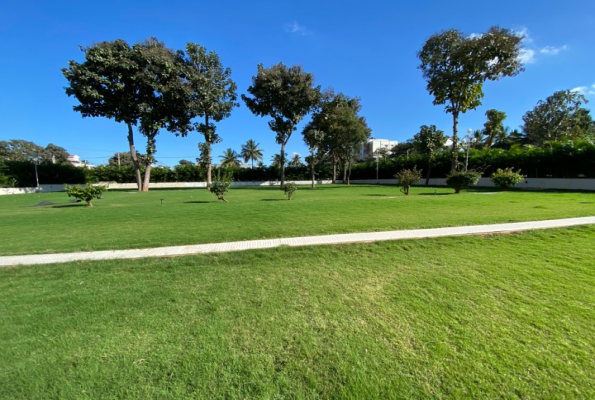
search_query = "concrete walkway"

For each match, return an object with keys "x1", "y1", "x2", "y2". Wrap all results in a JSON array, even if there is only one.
[{"x1": 1, "y1": 216, "x2": 594, "y2": 267}]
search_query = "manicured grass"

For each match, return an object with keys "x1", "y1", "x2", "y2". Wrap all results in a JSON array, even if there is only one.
[
  {"x1": 1, "y1": 226, "x2": 594, "y2": 398},
  {"x1": 0, "y1": 184, "x2": 594, "y2": 256}
]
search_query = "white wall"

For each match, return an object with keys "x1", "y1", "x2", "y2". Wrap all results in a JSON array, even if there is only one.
[
  {"x1": 349, "y1": 178, "x2": 595, "y2": 191},
  {"x1": 2, "y1": 179, "x2": 595, "y2": 195}
]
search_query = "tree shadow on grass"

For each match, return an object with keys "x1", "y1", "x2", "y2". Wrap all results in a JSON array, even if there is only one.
[
  {"x1": 362, "y1": 194, "x2": 388, "y2": 197},
  {"x1": 417, "y1": 193, "x2": 452, "y2": 196},
  {"x1": 29, "y1": 200, "x2": 80, "y2": 207},
  {"x1": 260, "y1": 199, "x2": 284, "y2": 201},
  {"x1": 184, "y1": 201, "x2": 210, "y2": 204},
  {"x1": 52, "y1": 203, "x2": 87, "y2": 208}
]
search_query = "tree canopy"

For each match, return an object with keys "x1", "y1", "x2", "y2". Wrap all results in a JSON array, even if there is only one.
[
  {"x1": 304, "y1": 90, "x2": 371, "y2": 183},
  {"x1": 0, "y1": 140, "x2": 69, "y2": 164},
  {"x1": 483, "y1": 109, "x2": 507, "y2": 148},
  {"x1": 63, "y1": 38, "x2": 191, "y2": 191},
  {"x1": 522, "y1": 90, "x2": 594, "y2": 145},
  {"x1": 219, "y1": 148, "x2": 241, "y2": 168},
  {"x1": 242, "y1": 62, "x2": 320, "y2": 184},
  {"x1": 412, "y1": 125, "x2": 447, "y2": 185},
  {"x1": 108, "y1": 152, "x2": 136, "y2": 167},
  {"x1": 241, "y1": 139, "x2": 263, "y2": 168},
  {"x1": 418, "y1": 26, "x2": 524, "y2": 170}
]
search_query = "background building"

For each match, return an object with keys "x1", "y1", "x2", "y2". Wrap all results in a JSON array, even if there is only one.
[{"x1": 360, "y1": 138, "x2": 399, "y2": 160}]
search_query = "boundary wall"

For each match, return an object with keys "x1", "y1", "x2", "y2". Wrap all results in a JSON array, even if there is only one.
[{"x1": 2, "y1": 178, "x2": 595, "y2": 195}]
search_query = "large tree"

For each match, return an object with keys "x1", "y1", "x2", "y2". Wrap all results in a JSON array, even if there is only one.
[
  {"x1": 242, "y1": 63, "x2": 321, "y2": 185},
  {"x1": 412, "y1": 125, "x2": 447, "y2": 185},
  {"x1": 418, "y1": 26, "x2": 524, "y2": 171},
  {"x1": 241, "y1": 139, "x2": 263, "y2": 168},
  {"x1": 522, "y1": 90, "x2": 594, "y2": 145},
  {"x1": 302, "y1": 125, "x2": 326, "y2": 188},
  {"x1": 306, "y1": 91, "x2": 371, "y2": 183},
  {"x1": 178, "y1": 43, "x2": 238, "y2": 188},
  {"x1": 63, "y1": 38, "x2": 190, "y2": 191},
  {"x1": 131, "y1": 38, "x2": 191, "y2": 190}
]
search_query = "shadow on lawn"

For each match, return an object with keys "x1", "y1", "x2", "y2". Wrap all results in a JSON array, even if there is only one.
[
  {"x1": 184, "y1": 201, "x2": 210, "y2": 204},
  {"x1": 418, "y1": 193, "x2": 452, "y2": 196},
  {"x1": 260, "y1": 199, "x2": 284, "y2": 202},
  {"x1": 52, "y1": 203, "x2": 87, "y2": 208}
]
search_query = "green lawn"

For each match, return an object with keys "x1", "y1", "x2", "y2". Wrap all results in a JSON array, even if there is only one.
[
  {"x1": 1, "y1": 226, "x2": 594, "y2": 399},
  {"x1": 1, "y1": 184, "x2": 594, "y2": 255}
]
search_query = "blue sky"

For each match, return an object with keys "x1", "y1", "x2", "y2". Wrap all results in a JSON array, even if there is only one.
[{"x1": 1, "y1": 0, "x2": 594, "y2": 166}]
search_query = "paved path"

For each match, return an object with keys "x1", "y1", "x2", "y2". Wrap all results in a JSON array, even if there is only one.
[{"x1": 1, "y1": 216, "x2": 594, "y2": 267}]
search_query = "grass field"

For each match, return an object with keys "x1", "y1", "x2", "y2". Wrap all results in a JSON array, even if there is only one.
[
  {"x1": 1, "y1": 184, "x2": 594, "y2": 255},
  {"x1": 1, "y1": 226, "x2": 594, "y2": 399}
]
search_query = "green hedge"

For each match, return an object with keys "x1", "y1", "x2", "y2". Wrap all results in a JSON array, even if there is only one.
[
  {"x1": 351, "y1": 141, "x2": 595, "y2": 180},
  {"x1": 6, "y1": 141, "x2": 593, "y2": 186},
  {"x1": 4, "y1": 161, "x2": 86, "y2": 187}
]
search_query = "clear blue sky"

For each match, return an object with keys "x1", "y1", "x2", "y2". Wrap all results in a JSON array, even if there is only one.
[{"x1": 1, "y1": 0, "x2": 594, "y2": 166}]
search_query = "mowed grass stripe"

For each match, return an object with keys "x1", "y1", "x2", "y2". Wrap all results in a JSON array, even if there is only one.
[
  {"x1": 1, "y1": 226, "x2": 594, "y2": 398},
  {"x1": 1, "y1": 185, "x2": 594, "y2": 255}
]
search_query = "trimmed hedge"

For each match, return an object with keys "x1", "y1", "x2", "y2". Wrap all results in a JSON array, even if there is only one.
[{"x1": 5, "y1": 141, "x2": 593, "y2": 186}]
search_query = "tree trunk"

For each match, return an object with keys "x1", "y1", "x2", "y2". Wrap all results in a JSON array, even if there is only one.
[
  {"x1": 142, "y1": 164, "x2": 152, "y2": 192},
  {"x1": 310, "y1": 159, "x2": 316, "y2": 188},
  {"x1": 206, "y1": 156, "x2": 212, "y2": 190},
  {"x1": 127, "y1": 122, "x2": 142, "y2": 191},
  {"x1": 346, "y1": 160, "x2": 352, "y2": 185},
  {"x1": 425, "y1": 159, "x2": 432, "y2": 186},
  {"x1": 204, "y1": 115, "x2": 212, "y2": 189},
  {"x1": 86, "y1": 200, "x2": 92, "y2": 207},
  {"x1": 141, "y1": 133, "x2": 157, "y2": 192},
  {"x1": 332, "y1": 154, "x2": 337, "y2": 184},
  {"x1": 451, "y1": 111, "x2": 459, "y2": 172},
  {"x1": 280, "y1": 142, "x2": 286, "y2": 186}
]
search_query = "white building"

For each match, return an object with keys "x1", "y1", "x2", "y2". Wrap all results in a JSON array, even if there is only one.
[
  {"x1": 359, "y1": 138, "x2": 399, "y2": 160},
  {"x1": 67, "y1": 155, "x2": 94, "y2": 169}
]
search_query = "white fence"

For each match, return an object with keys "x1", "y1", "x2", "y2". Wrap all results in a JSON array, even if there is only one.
[{"x1": 2, "y1": 178, "x2": 595, "y2": 196}]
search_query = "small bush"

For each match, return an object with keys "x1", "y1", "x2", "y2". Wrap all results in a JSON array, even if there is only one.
[
  {"x1": 490, "y1": 168, "x2": 526, "y2": 190},
  {"x1": 446, "y1": 170, "x2": 482, "y2": 194},
  {"x1": 280, "y1": 182, "x2": 297, "y2": 200},
  {"x1": 394, "y1": 166, "x2": 423, "y2": 195},
  {"x1": 65, "y1": 183, "x2": 106, "y2": 207},
  {"x1": 209, "y1": 169, "x2": 232, "y2": 202}
]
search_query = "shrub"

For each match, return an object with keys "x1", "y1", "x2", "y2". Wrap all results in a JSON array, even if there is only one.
[
  {"x1": 394, "y1": 166, "x2": 423, "y2": 195},
  {"x1": 64, "y1": 183, "x2": 106, "y2": 207},
  {"x1": 209, "y1": 169, "x2": 232, "y2": 202},
  {"x1": 446, "y1": 170, "x2": 482, "y2": 194},
  {"x1": 280, "y1": 182, "x2": 297, "y2": 200},
  {"x1": 490, "y1": 168, "x2": 526, "y2": 190}
]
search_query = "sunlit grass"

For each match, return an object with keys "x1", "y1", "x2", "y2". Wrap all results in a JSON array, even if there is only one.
[
  {"x1": 1, "y1": 185, "x2": 593, "y2": 256},
  {"x1": 1, "y1": 226, "x2": 594, "y2": 398}
]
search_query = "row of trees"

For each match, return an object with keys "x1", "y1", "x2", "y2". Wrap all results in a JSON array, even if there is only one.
[
  {"x1": 63, "y1": 38, "x2": 370, "y2": 191},
  {"x1": 49, "y1": 25, "x2": 592, "y2": 192}
]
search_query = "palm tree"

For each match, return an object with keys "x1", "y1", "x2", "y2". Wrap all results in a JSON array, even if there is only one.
[
  {"x1": 219, "y1": 148, "x2": 241, "y2": 168},
  {"x1": 241, "y1": 139, "x2": 263, "y2": 168},
  {"x1": 270, "y1": 152, "x2": 286, "y2": 168},
  {"x1": 288, "y1": 153, "x2": 304, "y2": 167}
]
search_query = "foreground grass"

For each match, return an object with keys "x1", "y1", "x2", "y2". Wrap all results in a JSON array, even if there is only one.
[
  {"x1": 1, "y1": 226, "x2": 594, "y2": 399},
  {"x1": 1, "y1": 185, "x2": 594, "y2": 256}
]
